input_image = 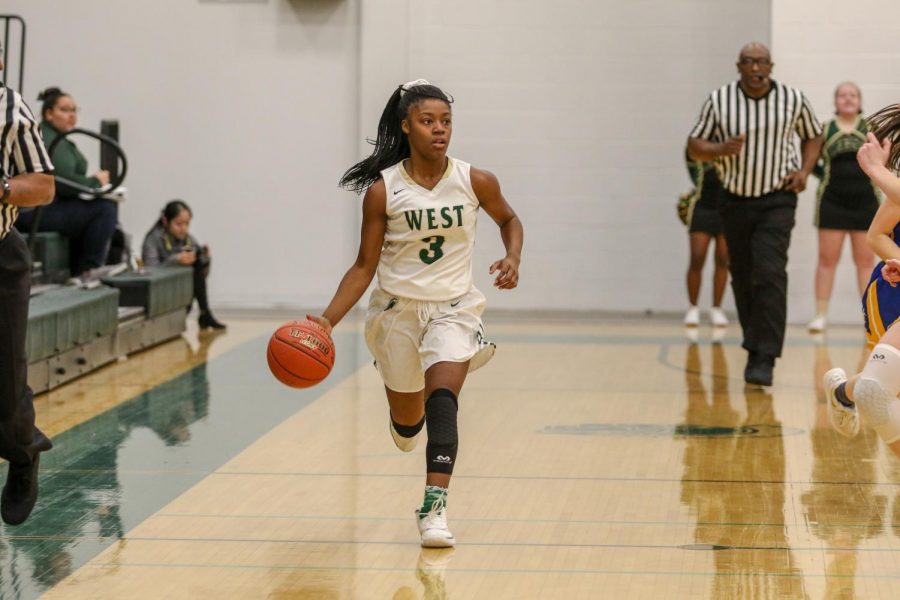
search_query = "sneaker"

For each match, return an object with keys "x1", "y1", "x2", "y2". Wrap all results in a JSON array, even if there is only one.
[
  {"x1": 808, "y1": 314, "x2": 827, "y2": 333},
  {"x1": 468, "y1": 331, "x2": 496, "y2": 373},
  {"x1": 710, "y1": 307, "x2": 728, "y2": 327},
  {"x1": 684, "y1": 306, "x2": 700, "y2": 327},
  {"x1": 824, "y1": 368, "x2": 858, "y2": 438},
  {"x1": 855, "y1": 377, "x2": 893, "y2": 430},
  {"x1": 1, "y1": 456, "x2": 40, "y2": 526},
  {"x1": 744, "y1": 352, "x2": 774, "y2": 387},
  {"x1": 416, "y1": 497, "x2": 456, "y2": 548},
  {"x1": 389, "y1": 417, "x2": 420, "y2": 452},
  {"x1": 416, "y1": 548, "x2": 453, "y2": 598}
]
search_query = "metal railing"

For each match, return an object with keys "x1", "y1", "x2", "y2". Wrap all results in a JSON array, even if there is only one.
[{"x1": 0, "y1": 15, "x2": 26, "y2": 92}]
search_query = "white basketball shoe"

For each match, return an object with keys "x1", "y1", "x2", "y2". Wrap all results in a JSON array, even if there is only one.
[
  {"x1": 823, "y1": 368, "x2": 858, "y2": 438},
  {"x1": 416, "y1": 495, "x2": 456, "y2": 548}
]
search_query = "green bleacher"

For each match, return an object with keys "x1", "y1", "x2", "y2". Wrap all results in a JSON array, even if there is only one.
[{"x1": 26, "y1": 265, "x2": 194, "y2": 393}]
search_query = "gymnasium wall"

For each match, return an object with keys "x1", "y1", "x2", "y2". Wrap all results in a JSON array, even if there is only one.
[
  {"x1": 11, "y1": 1, "x2": 894, "y2": 323},
  {"x1": 3, "y1": 0, "x2": 363, "y2": 310},
  {"x1": 360, "y1": 0, "x2": 771, "y2": 314},
  {"x1": 772, "y1": 0, "x2": 900, "y2": 324}
]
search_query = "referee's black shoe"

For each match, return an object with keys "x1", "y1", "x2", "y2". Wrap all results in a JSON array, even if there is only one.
[
  {"x1": 2, "y1": 456, "x2": 41, "y2": 526},
  {"x1": 744, "y1": 352, "x2": 775, "y2": 387}
]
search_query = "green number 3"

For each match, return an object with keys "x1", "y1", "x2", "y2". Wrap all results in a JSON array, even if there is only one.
[{"x1": 419, "y1": 235, "x2": 445, "y2": 264}]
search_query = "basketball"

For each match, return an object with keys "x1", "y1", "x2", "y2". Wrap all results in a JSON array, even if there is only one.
[{"x1": 267, "y1": 320, "x2": 335, "y2": 388}]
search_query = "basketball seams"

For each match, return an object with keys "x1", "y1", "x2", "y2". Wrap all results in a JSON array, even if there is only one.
[
  {"x1": 272, "y1": 335, "x2": 331, "y2": 370},
  {"x1": 267, "y1": 346, "x2": 318, "y2": 388}
]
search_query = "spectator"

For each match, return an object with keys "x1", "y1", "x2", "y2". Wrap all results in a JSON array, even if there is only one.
[
  {"x1": 142, "y1": 200, "x2": 225, "y2": 330},
  {"x1": 15, "y1": 87, "x2": 117, "y2": 277}
]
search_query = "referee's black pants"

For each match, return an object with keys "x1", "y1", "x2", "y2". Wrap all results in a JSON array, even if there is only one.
[
  {"x1": 720, "y1": 189, "x2": 797, "y2": 359},
  {"x1": 0, "y1": 229, "x2": 52, "y2": 467}
]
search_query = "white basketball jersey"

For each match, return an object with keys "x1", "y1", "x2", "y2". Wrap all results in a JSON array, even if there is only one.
[{"x1": 377, "y1": 157, "x2": 480, "y2": 301}]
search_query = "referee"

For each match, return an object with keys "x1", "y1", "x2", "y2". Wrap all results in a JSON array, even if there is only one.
[
  {"x1": 688, "y1": 42, "x2": 823, "y2": 386},
  {"x1": 0, "y1": 44, "x2": 55, "y2": 525}
]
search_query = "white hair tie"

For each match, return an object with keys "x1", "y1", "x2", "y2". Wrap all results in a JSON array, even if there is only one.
[{"x1": 399, "y1": 78, "x2": 430, "y2": 97}]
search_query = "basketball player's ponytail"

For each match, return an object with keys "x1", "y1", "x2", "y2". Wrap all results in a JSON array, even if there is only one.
[
  {"x1": 867, "y1": 103, "x2": 900, "y2": 171},
  {"x1": 339, "y1": 80, "x2": 453, "y2": 194}
]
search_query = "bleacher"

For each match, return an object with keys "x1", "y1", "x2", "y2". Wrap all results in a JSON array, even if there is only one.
[{"x1": 25, "y1": 232, "x2": 193, "y2": 394}]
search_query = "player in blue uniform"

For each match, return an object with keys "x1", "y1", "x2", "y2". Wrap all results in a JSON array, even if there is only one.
[{"x1": 824, "y1": 103, "x2": 900, "y2": 455}]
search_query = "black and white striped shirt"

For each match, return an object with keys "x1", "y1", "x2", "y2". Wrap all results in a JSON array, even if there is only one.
[
  {"x1": 689, "y1": 80, "x2": 822, "y2": 198},
  {"x1": 0, "y1": 86, "x2": 54, "y2": 240}
]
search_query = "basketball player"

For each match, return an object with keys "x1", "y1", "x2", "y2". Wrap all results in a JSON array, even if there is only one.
[
  {"x1": 307, "y1": 80, "x2": 524, "y2": 547},
  {"x1": 824, "y1": 104, "x2": 900, "y2": 455}
]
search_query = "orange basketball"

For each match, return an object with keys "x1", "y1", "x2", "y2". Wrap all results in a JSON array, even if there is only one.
[{"x1": 267, "y1": 320, "x2": 335, "y2": 388}]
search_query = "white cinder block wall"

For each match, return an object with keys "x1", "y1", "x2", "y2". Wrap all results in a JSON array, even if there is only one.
[{"x1": 8, "y1": 1, "x2": 895, "y2": 322}]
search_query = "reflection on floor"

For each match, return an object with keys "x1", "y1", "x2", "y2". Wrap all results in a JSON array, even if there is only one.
[{"x1": 1, "y1": 318, "x2": 898, "y2": 599}]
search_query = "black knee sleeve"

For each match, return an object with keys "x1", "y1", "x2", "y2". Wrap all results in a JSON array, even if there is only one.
[
  {"x1": 391, "y1": 414, "x2": 425, "y2": 438},
  {"x1": 425, "y1": 388, "x2": 458, "y2": 475}
]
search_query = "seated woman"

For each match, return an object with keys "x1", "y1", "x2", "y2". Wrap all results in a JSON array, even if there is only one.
[
  {"x1": 142, "y1": 200, "x2": 225, "y2": 330},
  {"x1": 15, "y1": 87, "x2": 117, "y2": 277}
]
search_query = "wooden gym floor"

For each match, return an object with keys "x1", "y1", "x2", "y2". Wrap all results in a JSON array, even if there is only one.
[{"x1": 3, "y1": 316, "x2": 900, "y2": 599}]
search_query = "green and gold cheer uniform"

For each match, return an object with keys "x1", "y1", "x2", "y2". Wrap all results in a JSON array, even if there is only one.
[
  {"x1": 684, "y1": 153, "x2": 723, "y2": 235},
  {"x1": 813, "y1": 118, "x2": 880, "y2": 230}
]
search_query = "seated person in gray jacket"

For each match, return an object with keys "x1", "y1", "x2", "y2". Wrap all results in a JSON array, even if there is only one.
[{"x1": 142, "y1": 200, "x2": 225, "y2": 330}]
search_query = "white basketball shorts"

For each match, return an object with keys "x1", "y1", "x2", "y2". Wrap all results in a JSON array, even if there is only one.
[{"x1": 364, "y1": 286, "x2": 487, "y2": 393}]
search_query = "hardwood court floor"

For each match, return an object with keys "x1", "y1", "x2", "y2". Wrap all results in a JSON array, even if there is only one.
[{"x1": 5, "y1": 317, "x2": 900, "y2": 599}]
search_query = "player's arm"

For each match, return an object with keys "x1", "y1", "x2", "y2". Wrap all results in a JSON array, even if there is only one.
[
  {"x1": 310, "y1": 180, "x2": 387, "y2": 332},
  {"x1": 866, "y1": 197, "x2": 900, "y2": 262},
  {"x1": 859, "y1": 133, "x2": 900, "y2": 205},
  {"x1": 471, "y1": 167, "x2": 523, "y2": 290}
]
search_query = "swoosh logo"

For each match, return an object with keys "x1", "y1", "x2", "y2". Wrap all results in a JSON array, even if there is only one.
[
  {"x1": 450, "y1": 300, "x2": 461, "y2": 307},
  {"x1": 393, "y1": 189, "x2": 404, "y2": 195}
]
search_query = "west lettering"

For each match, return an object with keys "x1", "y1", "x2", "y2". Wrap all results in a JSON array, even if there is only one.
[{"x1": 404, "y1": 210, "x2": 423, "y2": 231}]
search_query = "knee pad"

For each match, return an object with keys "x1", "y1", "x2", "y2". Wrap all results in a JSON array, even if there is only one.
[
  {"x1": 425, "y1": 388, "x2": 458, "y2": 475},
  {"x1": 861, "y1": 344, "x2": 900, "y2": 398}
]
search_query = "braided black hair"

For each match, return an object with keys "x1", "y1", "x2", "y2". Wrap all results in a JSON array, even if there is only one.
[
  {"x1": 339, "y1": 82, "x2": 453, "y2": 193},
  {"x1": 867, "y1": 103, "x2": 900, "y2": 171}
]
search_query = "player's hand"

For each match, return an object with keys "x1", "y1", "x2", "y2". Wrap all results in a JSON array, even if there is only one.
[
  {"x1": 882, "y1": 259, "x2": 900, "y2": 287},
  {"x1": 718, "y1": 135, "x2": 745, "y2": 157},
  {"x1": 489, "y1": 256, "x2": 520, "y2": 290},
  {"x1": 858, "y1": 132, "x2": 892, "y2": 176},
  {"x1": 783, "y1": 169, "x2": 809, "y2": 193},
  {"x1": 306, "y1": 314, "x2": 333, "y2": 335}
]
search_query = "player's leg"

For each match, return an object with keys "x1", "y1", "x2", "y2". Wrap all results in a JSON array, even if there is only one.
[
  {"x1": 415, "y1": 360, "x2": 468, "y2": 548},
  {"x1": 385, "y1": 386, "x2": 425, "y2": 452},
  {"x1": 826, "y1": 278, "x2": 900, "y2": 447},
  {"x1": 685, "y1": 231, "x2": 711, "y2": 326},
  {"x1": 810, "y1": 229, "x2": 845, "y2": 332},
  {"x1": 364, "y1": 290, "x2": 426, "y2": 452},
  {"x1": 413, "y1": 291, "x2": 486, "y2": 548}
]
